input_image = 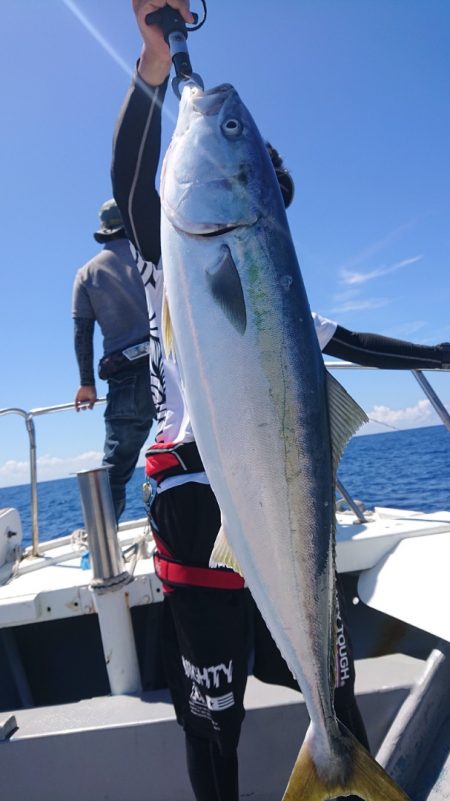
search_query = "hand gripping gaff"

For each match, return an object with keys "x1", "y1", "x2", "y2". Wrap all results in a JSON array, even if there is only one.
[{"x1": 145, "y1": 1, "x2": 206, "y2": 98}]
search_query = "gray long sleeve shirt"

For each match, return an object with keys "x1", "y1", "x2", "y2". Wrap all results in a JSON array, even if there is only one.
[{"x1": 72, "y1": 238, "x2": 150, "y2": 385}]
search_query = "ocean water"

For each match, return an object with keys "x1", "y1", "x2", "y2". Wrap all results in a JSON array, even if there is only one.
[{"x1": 1, "y1": 425, "x2": 449, "y2": 549}]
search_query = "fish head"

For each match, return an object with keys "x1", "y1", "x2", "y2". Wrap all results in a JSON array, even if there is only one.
[{"x1": 161, "y1": 83, "x2": 284, "y2": 236}]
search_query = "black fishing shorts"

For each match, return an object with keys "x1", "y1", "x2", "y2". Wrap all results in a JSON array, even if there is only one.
[{"x1": 151, "y1": 481, "x2": 253, "y2": 754}]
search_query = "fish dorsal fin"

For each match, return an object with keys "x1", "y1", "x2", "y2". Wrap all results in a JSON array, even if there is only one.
[
  {"x1": 210, "y1": 523, "x2": 244, "y2": 577},
  {"x1": 327, "y1": 371, "x2": 368, "y2": 477},
  {"x1": 162, "y1": 291, "x2": 174, "y2": 357},
  {"x1": 205, "y1": 246, "x2": 247, "y2": 335}
]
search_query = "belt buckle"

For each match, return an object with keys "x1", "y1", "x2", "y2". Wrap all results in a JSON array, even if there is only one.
[{"x1": 143, "y1": 476, "x2": 158, "y2": 508}]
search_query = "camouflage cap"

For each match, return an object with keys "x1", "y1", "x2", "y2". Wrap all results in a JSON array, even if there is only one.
[{"x1": 94, "y1": 198, "x2": 125, "y2": 243}]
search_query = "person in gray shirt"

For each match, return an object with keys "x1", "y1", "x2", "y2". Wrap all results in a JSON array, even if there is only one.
[{"x1": 72, "y1": 198, "x2": 156, "y2": 520}]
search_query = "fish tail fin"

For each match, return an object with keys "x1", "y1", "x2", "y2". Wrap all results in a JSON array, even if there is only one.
[
  {"x1": 162, "y1": 292, "x2": 174, "y2": 357},
  {"x1": 282, "y1": 725, "x2": 411, "y2": 801}
]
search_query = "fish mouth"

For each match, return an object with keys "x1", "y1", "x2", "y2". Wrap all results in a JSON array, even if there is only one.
[
  {"x1": 173, "y1": 221, "x2": 254, "y2": 239},
  {"x1": 197, "y1": 224, "x2": 241, "y2": 238},
  {"x1": 189, "y1": 83, "x2": 235, "y2": 115}
]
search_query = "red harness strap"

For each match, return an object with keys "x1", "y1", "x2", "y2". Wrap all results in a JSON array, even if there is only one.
[
  {"x1": 146, "y1": 443, "x2": 184, "y2": 483},
  {"x1": 154, "y1": 551, "x2": 245, "y2": 591},
  {"x1": 147, "y1": 443, "x2": 245, "y2": 591}
]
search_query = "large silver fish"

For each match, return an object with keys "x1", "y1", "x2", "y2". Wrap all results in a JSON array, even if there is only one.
[{"x1": 160, "y1": 82, "x2": 410, "y2": 801}]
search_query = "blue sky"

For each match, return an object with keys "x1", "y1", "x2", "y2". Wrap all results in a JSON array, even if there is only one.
[{"x1": 1, "y1": 0, "x2": 449, "y2": 487}]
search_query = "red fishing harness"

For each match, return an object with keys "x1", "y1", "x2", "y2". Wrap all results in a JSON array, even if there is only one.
[{"x1": 146, "y1": 441, "x2": 245, "y2": 592}]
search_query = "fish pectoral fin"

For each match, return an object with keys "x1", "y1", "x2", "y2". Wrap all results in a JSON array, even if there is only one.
[
  {"x1": 326, "y1": 371, "x2": 368, "y2": 476},
  {"x1": 282, "y1": 726, "x2": 411, "y2": 801},
  {"x1": 162, "y1": 291, "x2": 175, "y2": 357},
  {"x1": 209, "y1": 524, "x2": 244, "y2": 577},
  {"x1": 205, "y1": 246, "x2": 247, "y2": 335}
]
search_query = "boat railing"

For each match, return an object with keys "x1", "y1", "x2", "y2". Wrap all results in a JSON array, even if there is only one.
[
  {"x1": 0, "y1": 399, "x2": 105, "y2": 556},
  {"x1": 328, "y1": 365, "x2": 450, "y2": 524},
  {"x1": 0, "y1": 365, "x2": 449, "y2": 556},
  {"x1": 325, "y1": 362, "x2": 450, "y2": 433}
]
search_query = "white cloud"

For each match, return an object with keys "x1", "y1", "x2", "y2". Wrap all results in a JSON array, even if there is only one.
[
  {"x1": 0, "y1": 459, "x2": 30, "y2": 484},
  {"x1": 0, "y1": 451, "x2": 103, "y2": 488},
  {"x1": 358, "y1": 398, "x2": 447, "y2": 435},
  {"x1": 337, "y1": 218, "x2": 421, "y2": 273},
  {"x1": 329, "y1": 254, "x2": 423, "y2": 315},
  {"x1": 330, "y1": 297, "x2": 390, "y2": 314},
  {"x1": 389, "y1": 320, "x2": 427, "y2": 338},
  {"x1": 0, "y1": 448, "x2": 148, "y2": 489},
  {"x1": 341, "y1": 255, "x2": 422, "y2": 286}
]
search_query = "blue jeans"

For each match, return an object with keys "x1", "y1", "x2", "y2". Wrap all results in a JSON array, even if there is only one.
[{"x1": 103, "y1": 363, "x2": 155, "y2": 520}]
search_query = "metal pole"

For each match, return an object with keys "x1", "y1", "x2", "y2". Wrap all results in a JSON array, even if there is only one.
[
  {"x1": 413, "y1": 370, "x2": 450, "y2": 432},
  {"x1": 336, "y1": 478, "x2": 366, "y2": 523},
  {"x1": 25, "y1": 414, "x2": 40, "y2": 556},
  {"x1": 376, "y1": 641, "x2": 450, "y2": 794},
  {"x1": 0, "y1": 408, "x2": 40, "y2": 555},
  {"x1": 77, "y1": 467, "x2": 142, "y2": 695},
  {"x1": 77, "y1": 467, "x2": 128, "y2": 586}
]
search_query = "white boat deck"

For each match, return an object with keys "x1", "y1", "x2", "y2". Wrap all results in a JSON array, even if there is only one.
[{"x1": 336, "y1": 507, "x2": 450, "y2": 572}]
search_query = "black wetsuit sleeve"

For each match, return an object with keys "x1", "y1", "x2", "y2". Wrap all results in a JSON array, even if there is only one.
[
  {"x1": 111, "y1": 72, "x2": 168, "y2": 263},
  {"x1": 323, "y1": 325, "x2": 450, "y2": 370},
  {"x1": 74, "y1": 317, "x2": 96, "y2": 386}
]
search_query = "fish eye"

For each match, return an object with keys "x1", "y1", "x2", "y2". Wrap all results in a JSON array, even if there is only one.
[{"x1": 221, "y1": 118, "x2": 243, "y2": 138}]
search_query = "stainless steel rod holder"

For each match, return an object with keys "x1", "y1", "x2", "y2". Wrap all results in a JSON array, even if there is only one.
[{"x1": 77, "y1": 467, "x2": 129, "y2": 590}]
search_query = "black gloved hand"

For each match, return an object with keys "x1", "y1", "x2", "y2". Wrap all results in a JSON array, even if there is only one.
[
  {"x1": 265, "y1": 142, "x2": 295, "y2": 209},
  {"x1": 440, "y1": 342, "x2": 450, "y2": 369}
]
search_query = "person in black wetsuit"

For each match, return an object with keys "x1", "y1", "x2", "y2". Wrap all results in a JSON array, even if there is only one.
[
  {"x1": 111, "y1": 4, "x2": 449, "y2": 799},
  {"x1": 265, "y1": 141, "x2": 450, "y2": 374}
]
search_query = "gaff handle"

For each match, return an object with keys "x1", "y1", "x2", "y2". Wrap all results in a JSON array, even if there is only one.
[
  {"x1": 145, "y1": 7, "x2": 199, "y2": 40},
  {"x1": 145, "y1": 6, "x2": 204, "y2": 97},
  {"x1": 145, "y1": 7, "x2": 198, "y2": 79}
]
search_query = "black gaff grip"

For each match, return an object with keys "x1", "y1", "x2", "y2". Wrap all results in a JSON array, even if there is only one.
[{"x1": 145, "y1": 6, "x2": 204, "y2": 97}]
